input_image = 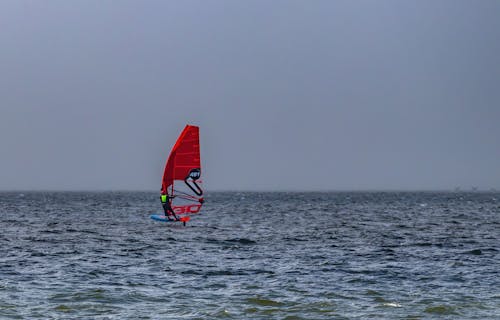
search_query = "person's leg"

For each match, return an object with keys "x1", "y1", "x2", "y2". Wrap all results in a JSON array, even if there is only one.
[
  {"x1": 163, "y1": 203, "x2": 174, "y2": 220},
  {"x1": 169, "y1": 206, "x2": 179, "y2": 221}
]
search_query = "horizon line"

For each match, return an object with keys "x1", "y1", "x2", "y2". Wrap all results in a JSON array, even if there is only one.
[{"x1": 0, "y1": 188, "x2": 497, "y2": 193}]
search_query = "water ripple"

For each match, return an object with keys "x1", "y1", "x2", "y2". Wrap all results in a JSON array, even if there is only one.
[{"x1": 0, "y1": 191, "x2": 499, "y2": 319}]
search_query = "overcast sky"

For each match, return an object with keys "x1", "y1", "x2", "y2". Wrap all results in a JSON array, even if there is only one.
[{"x1": 0, "y1": 0, "x2": 499, "y2": 191}]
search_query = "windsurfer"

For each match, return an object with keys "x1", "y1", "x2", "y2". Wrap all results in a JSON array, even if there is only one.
[{"x1": 161, "y1": 191, "x2": 178, "y2": 221}]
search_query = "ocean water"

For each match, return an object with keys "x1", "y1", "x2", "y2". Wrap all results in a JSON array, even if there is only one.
[{"x1": 0, "y1": 191, "x2": 499, "y2": 319}]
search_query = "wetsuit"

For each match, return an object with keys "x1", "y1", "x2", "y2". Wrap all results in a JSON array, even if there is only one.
[{"x1": 161, "y1": 194, "x2": 178, "y2": 221}]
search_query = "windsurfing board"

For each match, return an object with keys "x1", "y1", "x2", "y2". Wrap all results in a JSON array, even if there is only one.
[{"x1": 150, "y1": 214, "x2": 190, "y2": 223}]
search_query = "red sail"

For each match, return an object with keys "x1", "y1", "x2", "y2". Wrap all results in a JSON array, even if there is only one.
[
  {"x1": 161, "y1": 125, "x2": 203, "y2": 214},
  {"x1": 161, "y1": 125, "x2": 200, "y2": 192}
]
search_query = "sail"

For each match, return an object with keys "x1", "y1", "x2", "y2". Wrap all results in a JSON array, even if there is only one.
[{"x1": 161, "y1": 125, "x2": 203, "y2": 215}]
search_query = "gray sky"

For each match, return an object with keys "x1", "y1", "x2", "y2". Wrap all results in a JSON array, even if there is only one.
[{"x1": 1, "y1": 0, "x2": 499, "y2": 191}]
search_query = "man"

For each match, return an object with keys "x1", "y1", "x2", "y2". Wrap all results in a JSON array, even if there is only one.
[{"x1": 161, "y1": 191, "x2": 178, "y2": 221}]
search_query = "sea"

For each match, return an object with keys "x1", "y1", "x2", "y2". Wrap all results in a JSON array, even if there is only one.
[{"x1": 0, "y1": 191, "x2": 499, "y2": 319}]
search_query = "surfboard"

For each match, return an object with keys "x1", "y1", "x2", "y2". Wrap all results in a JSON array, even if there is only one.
[{"x1": 150, "y1": 214, "x2": 190, "y2": 223}]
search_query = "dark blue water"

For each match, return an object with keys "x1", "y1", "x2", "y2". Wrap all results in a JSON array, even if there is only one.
[{"x1": 1, "y1": 192, "x2": 499, "y2": 319}]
